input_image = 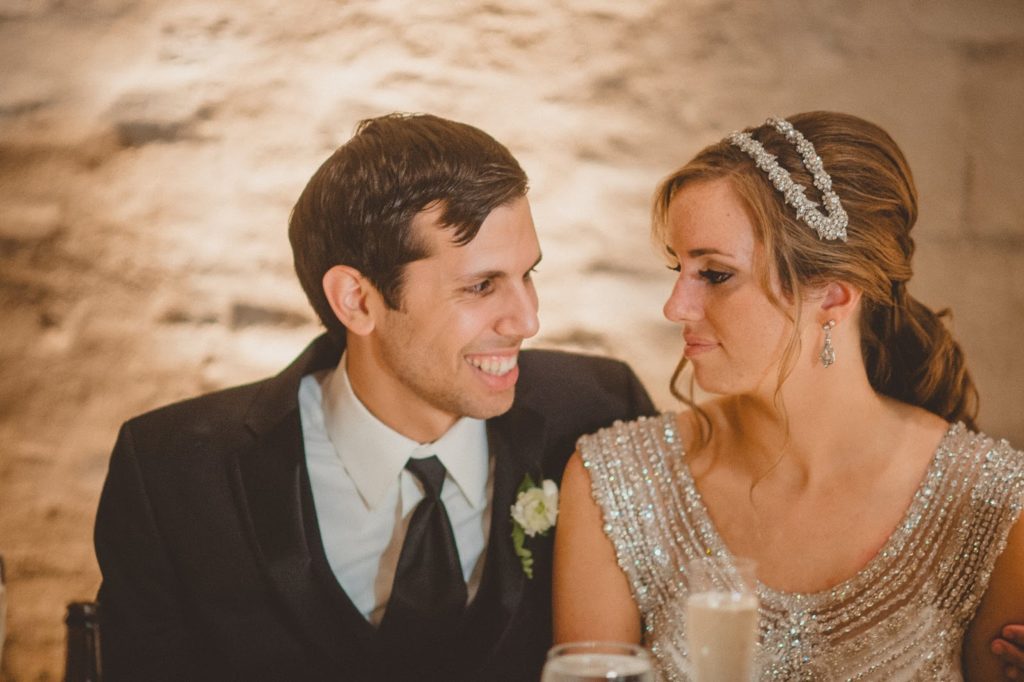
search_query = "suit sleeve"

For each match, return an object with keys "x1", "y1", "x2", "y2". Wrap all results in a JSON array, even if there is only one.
[{"x1": 94, "y1": 423, "x2": 206, "y2": 681}]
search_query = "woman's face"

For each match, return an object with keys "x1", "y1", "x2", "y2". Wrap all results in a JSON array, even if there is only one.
[{"x1": 662, "y1": 178, "x2": 796, "y2": 397}]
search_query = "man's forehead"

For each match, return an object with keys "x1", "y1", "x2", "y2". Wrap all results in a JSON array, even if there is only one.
[
  {"x1": 407, "y1": 198, "x2": 538, "y2": 272},
  {"x1": 409, "y1": 201, "x2": 454, "y2": 241}
]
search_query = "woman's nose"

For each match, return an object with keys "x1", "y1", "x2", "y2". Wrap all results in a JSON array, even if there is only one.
[{"x1": 663, "y1": 277, "x2": 702, "y2": 324}]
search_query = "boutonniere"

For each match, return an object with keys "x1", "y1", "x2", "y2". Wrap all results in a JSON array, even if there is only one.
[{"x1": 510, "y1": 474, "x2": 559, "y2": 579}]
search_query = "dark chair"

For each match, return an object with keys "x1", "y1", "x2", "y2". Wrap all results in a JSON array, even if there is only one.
[{"x1": 65, "y1": 601, "x2": 102, "y2": 681}]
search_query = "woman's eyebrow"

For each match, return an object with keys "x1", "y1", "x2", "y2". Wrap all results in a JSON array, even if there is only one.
[{"x1": 666, "y1": 245, "x2": 735, "y2": 258}]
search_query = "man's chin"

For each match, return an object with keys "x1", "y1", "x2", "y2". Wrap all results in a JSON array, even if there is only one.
[{"x1": 463, "y1": 389, "x2": 517, "y2": 420}]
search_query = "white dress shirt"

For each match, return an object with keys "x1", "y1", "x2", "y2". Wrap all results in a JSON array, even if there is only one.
[{"x1": 298, "y1": 356, "x2": 492, "y2": 625}]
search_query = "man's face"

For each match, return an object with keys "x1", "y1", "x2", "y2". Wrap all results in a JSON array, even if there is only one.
[{"x1": 360, "y1": 196, "x2": 541, "y2": 441}]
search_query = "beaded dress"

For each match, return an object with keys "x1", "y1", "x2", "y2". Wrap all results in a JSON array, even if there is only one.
[{"x1": 578, "y1": 414, "x2": 1024, "y2": 681}]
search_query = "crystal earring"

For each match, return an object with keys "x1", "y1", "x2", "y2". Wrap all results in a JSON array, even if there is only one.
[{"x1": 819, "y1": 320, "x2": 836, "y2": 368}]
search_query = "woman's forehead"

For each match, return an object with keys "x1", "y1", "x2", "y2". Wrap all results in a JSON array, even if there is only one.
[{"x1": 667, "y1": 179, "x2": 756, "y2": 259}]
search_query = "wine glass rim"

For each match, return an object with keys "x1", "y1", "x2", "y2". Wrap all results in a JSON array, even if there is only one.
[{"x1": 546, "y1": 640, "x2": 650, "y2": 659}]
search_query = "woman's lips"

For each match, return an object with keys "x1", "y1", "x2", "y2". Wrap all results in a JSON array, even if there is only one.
[{"x1": 683, "y1": 337, "x2": 717, "y2": 358}]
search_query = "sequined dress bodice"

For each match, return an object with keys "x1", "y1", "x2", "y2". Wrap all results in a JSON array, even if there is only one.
[{"x1": 578, "y1": 414, "x2": 1024, "y2": 681}]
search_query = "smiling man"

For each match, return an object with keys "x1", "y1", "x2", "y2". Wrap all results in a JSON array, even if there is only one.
[
  {"x1": 331, "y1": 196, "x2": 542, "y2": 442},
  {"x1": 94, "y1": 113, "x2": 655, "y2": 681}
]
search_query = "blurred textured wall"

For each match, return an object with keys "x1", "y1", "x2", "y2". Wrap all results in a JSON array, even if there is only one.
[{"x1": 1, "y1": 0, "x2": 1022, "y2": 678}]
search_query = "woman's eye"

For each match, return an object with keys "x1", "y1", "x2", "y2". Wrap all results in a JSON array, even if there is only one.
[
  {"x1": 699, "y1": 269, "x2": 732, "y2": 285},
  {"x1": 666, "y1": 263, "x2": 682, "y2": 273}
]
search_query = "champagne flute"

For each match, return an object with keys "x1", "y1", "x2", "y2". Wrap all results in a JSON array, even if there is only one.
[
  {"x1": 542, "y1": 641, "x2": 654, "y2": 682},
  {"x1": 685, "y1": 556, "x2": 759, "y2": 682}
]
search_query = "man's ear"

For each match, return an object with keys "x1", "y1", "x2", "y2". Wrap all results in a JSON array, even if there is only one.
[
  {"x1": 818, "y1": 280, "x2": 862, "y2": 325},
  {"x1": 322, "y1": 265, "x2": 377, "y2": 336}
]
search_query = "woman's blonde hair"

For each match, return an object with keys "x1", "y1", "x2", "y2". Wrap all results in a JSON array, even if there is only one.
[{"x1": 653, "y1": 111, "x2": 978, "y2": 430}]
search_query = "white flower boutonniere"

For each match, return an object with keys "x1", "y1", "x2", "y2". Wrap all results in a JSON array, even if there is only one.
[{"x1": 510, "y1": 474, "x2": 559, "y2": 579}]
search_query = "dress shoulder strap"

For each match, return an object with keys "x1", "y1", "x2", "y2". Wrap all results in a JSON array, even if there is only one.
[
  {"x1": 578, "y1": 414, "x2": 694, "y2": 615},
  {"x1": 935, "y1": 425, "x2": 1024, "y2": 625}
]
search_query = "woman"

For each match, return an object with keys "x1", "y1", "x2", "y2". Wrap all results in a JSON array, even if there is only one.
[{"x1": 553, "y1": 112, "x2": 1024, "y2": 680}]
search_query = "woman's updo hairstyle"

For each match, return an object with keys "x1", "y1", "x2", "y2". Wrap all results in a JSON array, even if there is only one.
[{"x1": 653, "y1": 111, "x2": 978, "y2": 429}]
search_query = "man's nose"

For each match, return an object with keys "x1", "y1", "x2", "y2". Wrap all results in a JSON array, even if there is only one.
[{"x1": 498, "y1": 283, "x2": 540, "y2": 339}]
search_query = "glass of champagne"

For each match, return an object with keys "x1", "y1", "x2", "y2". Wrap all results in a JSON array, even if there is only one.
[
  {"x1": 685, "y1": 556, "x2": 759, "y2": 682},
  {"x1": 542, "y1": 641, "x2": 654, "y2": 682}
]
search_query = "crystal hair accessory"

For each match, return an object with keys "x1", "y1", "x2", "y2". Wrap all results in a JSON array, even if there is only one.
[{"x1": 729, "y1": 117, "x2": 849, "y2": 242}]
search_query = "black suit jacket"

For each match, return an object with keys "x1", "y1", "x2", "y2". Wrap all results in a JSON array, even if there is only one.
[{"x1": 95, "y1": 335, "x2": 654, "y2": 681}]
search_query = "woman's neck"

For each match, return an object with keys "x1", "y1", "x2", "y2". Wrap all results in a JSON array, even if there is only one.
[{"x1": 711, "y1": 359, "x2": 901, "y2": 487}]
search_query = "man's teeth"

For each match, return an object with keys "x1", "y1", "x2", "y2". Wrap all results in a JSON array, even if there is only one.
[{"x1": 467, "y1": 355, "x2": 517, "y2": 376}]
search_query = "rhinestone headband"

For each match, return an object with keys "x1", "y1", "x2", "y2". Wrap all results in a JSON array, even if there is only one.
[{"x1": 728, "y1": 117, "x2": 848, "y2": 241}]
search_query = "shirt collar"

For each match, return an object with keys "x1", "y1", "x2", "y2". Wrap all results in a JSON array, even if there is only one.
[{"x1": 321, "y1": 353, "x2": 489, "y2": 510}]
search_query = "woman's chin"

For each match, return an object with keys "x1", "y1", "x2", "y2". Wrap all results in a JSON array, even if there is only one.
[{"x1": 691, "y1": 375, "x2": 729, "y2": 396}]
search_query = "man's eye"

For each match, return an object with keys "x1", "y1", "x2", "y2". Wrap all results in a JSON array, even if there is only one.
[
  {"x1": 466, "y1": 279, "x2": 494, "y2": 295},
  {"x1": 666, "y1": 263, "x2": 681, "y2": 273},
  {"x1": 699, "y1": 269, "x2": 732, "y2": 284}
]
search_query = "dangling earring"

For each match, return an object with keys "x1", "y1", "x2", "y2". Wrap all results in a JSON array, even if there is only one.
[{"x1": 819, "y1": 320, "x2": 836, "y2": 368}]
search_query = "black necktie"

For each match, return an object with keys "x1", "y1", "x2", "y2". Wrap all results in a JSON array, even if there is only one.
[{"x1": 378, "y1": 455, "x2": 468, "y2": 675}]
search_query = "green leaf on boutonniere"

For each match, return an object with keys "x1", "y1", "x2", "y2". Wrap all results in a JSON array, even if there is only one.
[
  {"x1": 512, "y1": 472, "x2": 539, "y2": 579},
  {"x1": 511, "y1": 521, "x2": 534, "y2": 579}
]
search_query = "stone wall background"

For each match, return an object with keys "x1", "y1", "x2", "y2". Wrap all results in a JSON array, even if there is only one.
[{"x1": 1, "y1": 0, "x2": 1022, "y2": 678}]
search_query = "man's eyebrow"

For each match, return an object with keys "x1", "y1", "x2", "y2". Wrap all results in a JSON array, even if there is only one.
[{"x1": 458, "y1": 253, "x2": 543, "y2": 282}]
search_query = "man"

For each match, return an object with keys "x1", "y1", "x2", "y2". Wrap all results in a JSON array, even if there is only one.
[{"x1": 94, "y1": 113, "x2": 654, "y2": 681}]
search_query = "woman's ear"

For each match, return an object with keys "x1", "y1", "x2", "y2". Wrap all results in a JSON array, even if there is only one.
[
  {"x1": 818, "y1": 280, "x2": 862, "y2": 325},
  {"x1": 322, "y1": 265, "x2": 377, "y2": 336}
]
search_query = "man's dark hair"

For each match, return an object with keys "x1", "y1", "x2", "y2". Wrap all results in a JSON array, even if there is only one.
[{"x1": 288, "y1": 113, "x2": 529, "y2": 340}]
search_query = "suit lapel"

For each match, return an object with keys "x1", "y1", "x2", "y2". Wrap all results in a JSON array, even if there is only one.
[
  {"x1": 227, "y1": 335, "x2": 366, "y2": 670},
  {"x1": 230, "y1": 412, "x2": 353, "y2": 667},
  {"x1": 473, "y1": 400, "x2": 548, "y2": 662}
]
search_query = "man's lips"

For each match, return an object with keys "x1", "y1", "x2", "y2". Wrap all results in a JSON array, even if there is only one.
[
  {"x1": 464, "y1": 350, "x2": 520, "y2": 392},
  {"x1": 466, "y1": 348, "x2": 520, "y2": 374},
  {"x1": 464, "y1": 352, "x2": 518, "y2": 377}
]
